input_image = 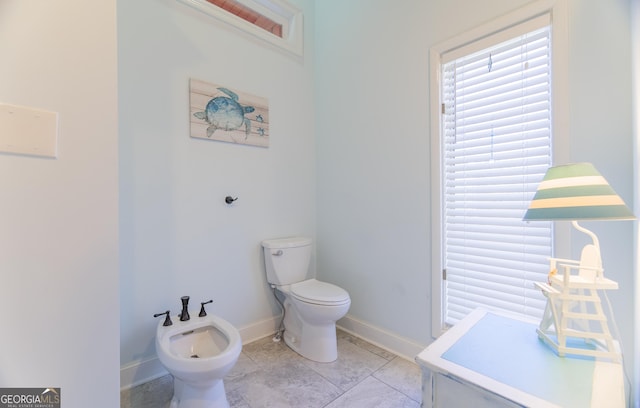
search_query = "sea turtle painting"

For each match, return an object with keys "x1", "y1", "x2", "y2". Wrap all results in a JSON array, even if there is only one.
[
  {"x1": 194, "y1": 87, "x2": 256, "y2": 139},
  {"x1": 190, "y1": 79, "x2": 269, "y2": 147}
]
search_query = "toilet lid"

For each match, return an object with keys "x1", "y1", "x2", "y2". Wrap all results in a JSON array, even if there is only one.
[{"x1": 290, "y1": 279, "x2": 350, "y2": 305}]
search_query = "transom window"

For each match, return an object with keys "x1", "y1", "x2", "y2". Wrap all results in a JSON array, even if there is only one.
[
  {"x1": 206, "y1": 0, "x2": 283, "y2": 38},
  {"x1": 177, "y1": 0, "x2": 303, "y2": 57}
]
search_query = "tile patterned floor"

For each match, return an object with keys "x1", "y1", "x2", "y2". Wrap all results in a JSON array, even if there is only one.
[{"x1": 121, "y1": 330, "x2": 422, "y2": 408}]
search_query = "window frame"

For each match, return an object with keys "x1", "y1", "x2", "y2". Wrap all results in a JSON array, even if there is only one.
[
  {"x1": 430, "y1": 0, "x2": 570, "y2": 339},
  {"x1": 177, "y1": 0, "x2": 304, "y2": 58}
]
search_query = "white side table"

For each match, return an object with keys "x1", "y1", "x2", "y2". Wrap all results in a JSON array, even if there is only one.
[{"x1": 415, "y1": 309, "x2": 625, "y2": 408}]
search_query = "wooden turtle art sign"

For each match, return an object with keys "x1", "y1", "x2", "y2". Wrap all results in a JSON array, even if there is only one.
[{"x1": 190, "y1": 79, "x2": 269, "y2": 147}]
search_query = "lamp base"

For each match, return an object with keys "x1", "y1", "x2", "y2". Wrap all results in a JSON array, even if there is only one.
[
  {"x1": 534, "y1": 260, "x2": 620, "y2": 363},
  {"x1": 536, "y1": 327, "x2": 620, "y2": 362}
]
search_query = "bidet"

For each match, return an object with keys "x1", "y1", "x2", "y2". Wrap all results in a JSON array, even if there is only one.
[{"x1": 155, "y1": 312, "x2": 242, "y2": 408}]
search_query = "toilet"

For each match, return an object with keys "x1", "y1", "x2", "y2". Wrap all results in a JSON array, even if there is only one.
[
  {"x1": 262, "y1": 236, "x2": 351, "y2": 363},
  {"x1": 155, "y1": 313, "x2": 242, "y2": 408}
]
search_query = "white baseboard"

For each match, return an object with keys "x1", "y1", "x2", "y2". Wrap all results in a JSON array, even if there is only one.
[
  {"x1": 120, "y1": 316, "x2": 280, "y2": 390},
  {"x1": 120, "y1": 357, "x2": 168, "y2": 391},
  {"x1": 337, "y1": 314, "x2": 426, "y2": 362},
  {"x1": 120, "y1": 314, "x2": 426, "y2": 390},
  {"x1": 236, "y1": 315, "x2": 281, "y2": 345}
]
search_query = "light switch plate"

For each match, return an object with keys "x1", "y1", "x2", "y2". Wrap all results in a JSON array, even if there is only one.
[{"x1": 0, "y1": 103, "x2": 58, "y2": 158}]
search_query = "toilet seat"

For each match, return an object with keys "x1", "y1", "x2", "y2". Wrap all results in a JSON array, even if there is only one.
[{"x1": 290, "y1": 279, "x2": 350, "y2": 306}]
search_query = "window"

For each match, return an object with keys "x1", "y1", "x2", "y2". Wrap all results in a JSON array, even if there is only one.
[
  {"x1": 178, "y1": 0, "x2": 303, "y2": 57},
  {"x1": 207, "y1": 0, "x2": 284, "y2": 38},
  {"x1": 431, "y1": 1, "x2": 569, "y2": 337}
]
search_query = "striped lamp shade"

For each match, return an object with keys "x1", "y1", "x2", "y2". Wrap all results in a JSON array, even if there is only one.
[{"x1": 523, "y1": 163, "x2": 635, "y2": 220}]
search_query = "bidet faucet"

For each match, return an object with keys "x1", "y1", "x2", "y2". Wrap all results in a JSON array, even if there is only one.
[
  {"x1": 154, "y1": 310, "x2": 173, "y2": 326},
  {"x1": 180, "y1": 296, "x2": 190, "y2": 321},
  {"x1": 199, "y1": 299, "x2": 213, "y2": 317}
]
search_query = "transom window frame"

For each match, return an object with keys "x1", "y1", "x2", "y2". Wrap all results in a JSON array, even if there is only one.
[
  {"x1": 178, "y1": 0, "x2": 303, "y2": 57},
  {"x1": 430, "y1": 0, "x2": 570, "y2": 339}
]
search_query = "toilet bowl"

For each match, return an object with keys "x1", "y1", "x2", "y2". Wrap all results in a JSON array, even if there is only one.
[
  {"x1": 279, "y1": 279, "x2": 351, "y2": 362},
  {"x1": 262, "y1": 237, "x2": 351, "y2": 363},
  {"x1": 155, "y1": 314, "x2": 242, "y2": 408}
]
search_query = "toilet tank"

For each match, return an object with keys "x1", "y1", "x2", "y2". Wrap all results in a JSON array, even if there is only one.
[{"x1": 262, "y1": 237, "x2": 312, "y2": 285}]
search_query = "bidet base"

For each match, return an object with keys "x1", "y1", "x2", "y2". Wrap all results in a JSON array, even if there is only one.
[{"x1": 171, "y1": 377, "x2": 230, "y2": 408}]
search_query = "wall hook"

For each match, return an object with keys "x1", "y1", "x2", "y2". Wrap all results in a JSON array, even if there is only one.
[{"x1": 225, "y1": 196, "x2": 238, "y2": 204}]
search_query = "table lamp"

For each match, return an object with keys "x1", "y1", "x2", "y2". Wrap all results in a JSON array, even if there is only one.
[{"x1": 523, "y1": 162, "x2": 634, "y2": 360}]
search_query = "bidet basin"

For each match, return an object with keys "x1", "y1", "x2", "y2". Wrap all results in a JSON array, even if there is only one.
[
  {"x1": 155, "y1": 313, "x2": 242, "y2": 408},
  {"x1": 169, "y1": 325, "x2": 229, "y2": 359}
]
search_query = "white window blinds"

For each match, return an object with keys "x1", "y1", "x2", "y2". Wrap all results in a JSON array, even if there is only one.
[{"x1": 441, "y1": 18, "x2": 553, "y2": 325}]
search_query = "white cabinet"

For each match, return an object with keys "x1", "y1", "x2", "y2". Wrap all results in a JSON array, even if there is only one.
[{"x1": 416, "y1": 309, "x2": 625, "y2": 408}]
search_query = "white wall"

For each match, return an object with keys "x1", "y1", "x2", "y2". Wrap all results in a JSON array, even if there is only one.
[
  {"x1": 0, "y1": 1, "x2": 120, "y2": 407},
  {"x1": 315, "y1": 0, "x2": 531, "y2": 346},
  {"x1": 315, "y1": 0, "x2": 636, "y2": 379},
  {"x1": 632, "y1": 0, "x2": 640, "y2": 403},
  {"x1": 118, "y1": 0, "x2": 316, "y2": 386},
  {"x1": 566, "y1": 1, "x2": 635, "y2": 385}
]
